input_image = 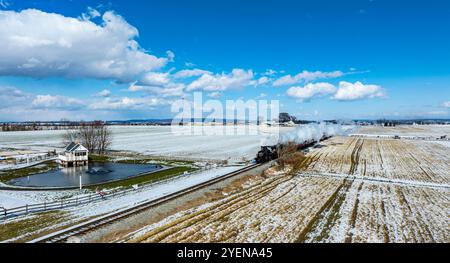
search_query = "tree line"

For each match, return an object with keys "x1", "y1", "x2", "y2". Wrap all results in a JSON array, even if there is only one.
[{"x1": 63, "y1": 121, "x2": 112, "y2": 154}]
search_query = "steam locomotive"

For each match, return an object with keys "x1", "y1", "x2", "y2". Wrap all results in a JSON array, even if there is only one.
[
  {"x1": 255, "y1": 145, "x2": 278, "y2": 164},
  {"x1": 255, "y1": 136, "x2": 331, "y2": 164}
]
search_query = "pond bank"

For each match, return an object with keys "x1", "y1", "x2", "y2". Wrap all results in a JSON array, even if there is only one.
[{"x1": 0, "y1": 166, "x2": 174, "y2": 191}]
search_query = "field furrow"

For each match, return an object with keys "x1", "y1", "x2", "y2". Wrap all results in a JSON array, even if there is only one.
[
  {"x1": 126, "y1": 133, "x2": 449, "y2": 243},
  {"x1": 306, "y1": 137, "x2": 450, "y2": 184}
]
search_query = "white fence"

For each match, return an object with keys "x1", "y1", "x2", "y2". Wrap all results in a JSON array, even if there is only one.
[
  {"x1": 0, "y1": 166, "x2": 202, "y2": 220},
  {"x1": 0, "y1": 187, "x2": 141, "y2": 220}
]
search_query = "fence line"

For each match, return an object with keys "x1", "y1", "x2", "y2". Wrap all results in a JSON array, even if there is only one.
[
  {"x1": 0, "y1": 167, "x2": 211, "y2": 221},
  {"x1": 0, "y1": 153, "x2": 58, "y2": 171},
  {"x1": 0, "y1": 187, "x2": 142, "y2": 220}
]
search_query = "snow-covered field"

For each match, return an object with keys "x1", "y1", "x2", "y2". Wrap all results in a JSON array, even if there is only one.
[
  {"x1": 2, "y1": 125, "x2": 449, "y2": 243},
  {"x1": 0, "y1": 166, "x2": 240, "y2": 211},
  {"x1": 0, "y1": 125, "x2": 286, "y2": 228},
  {"x1": 356, "y1": 125, "x2": 450, "y2": 137},
  {"x1": 307, "y1": 180, "x2": 449, "y2": 243},
  {"x1": 0, "y1": 193, "x2": 37, "y2": 209},
  {"x1": 0, "y1": 125, "x2": 290, "y2": 162},
  {"x1": 125, "y1": 130, "x2": 449, "y2": 243},
  {"x1": 305, "y1": 136, "x2": 450, "y2": 184},
  {"x1": 68, "y1": 166, "x2": 242, "y2": 219},
  {"x1": 127, "y1": 172, "x2": 449, "y2": 243},
  {"x1": 0, "y1": 165, "x2": 243, "y2": 242},
  {"x1": 0, "y1": 184, "x2": 80, "y2": 209},
  {"x1": 127, "y1": 174, "x2": 344, "y2": 243}
]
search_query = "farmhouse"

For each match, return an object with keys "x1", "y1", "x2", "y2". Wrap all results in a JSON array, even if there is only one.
[{"x1": 58, "y1": 142, "x2": 89, "y2": 167}]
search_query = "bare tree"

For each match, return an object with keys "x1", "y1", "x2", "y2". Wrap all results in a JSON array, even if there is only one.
[
  {"x1": 62, "y1": 129, "x2": 78, "y2": 145},
  {"x1": 277, "y1": 142, "x2": 305, "y2": 171},
  {"x1": 62, "y1": 121, "x2": 112, "y2": 154},
  {"x1": 96, "y1": 123, "x2": 112, "y2": 154}
]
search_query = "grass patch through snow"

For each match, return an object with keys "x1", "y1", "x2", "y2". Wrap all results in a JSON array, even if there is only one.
[
  {"x1": 88, "y1": 166, "x2": 197, "y2": 189},
  {"x1": 0, "y1": 211, "x2": 68, "y2": 242},
  {"x1": 0, "y1": 161, "x2": 58, "y2": 182}
]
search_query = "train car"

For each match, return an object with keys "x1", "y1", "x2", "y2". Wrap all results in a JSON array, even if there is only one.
[
  {"x1": 255, "y1": 145, "x2": 278, "y2": 164},
  {"x1": 255, "y1": 135, "x2": 333, "y2": 164}
]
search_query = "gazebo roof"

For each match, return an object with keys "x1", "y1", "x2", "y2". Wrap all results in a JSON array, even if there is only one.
[{"x1": 64, "y1": 142, "x2": 88, "y2": 152}]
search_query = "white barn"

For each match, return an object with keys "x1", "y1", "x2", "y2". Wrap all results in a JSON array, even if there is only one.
[{"x1": 58, "y1": 142, "x2": 89, "y2": 167}]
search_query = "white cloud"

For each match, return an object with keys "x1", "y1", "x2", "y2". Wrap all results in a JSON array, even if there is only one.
[
  {"x1": 0, "y1": 86, "x2": 33, "y2": 108},
  {"x1": 138, "y1": 72, "x2": 171, "y2": 86},
  {"x1": 187, "y1": 69, "x2": 255, "y2": 91},
  {"x1": 150, "y1": 83, "x2": 186, "y2": 97},
  {"x1": 0, "y1": 87, "x2": 29, "y2": 98},
  {"x1": 128, "y1": 82, "x2": 185, "y2": 97},
  {"x1": 173, "y1": 68, "x2": 212, "y2": 79},
  {"x1": 256, "y1": 93, "x2": 267, "y2": 99},
  {"x1": 273, "y1": 70, "x2": 344, "y2": 86},
  {"x1": 1, "y1": 87, "x2": 86, "y2": 113},
  {"x1": 442, "y1": 101, "x2": 450, "y2": 108},
  {"x1": 89, "y1": 97, "x2": 167, "y2": 110},
  {"x1": 286, "y1": 83, "x2": 337, "y2": 101},
  {"x1": 166, "y1": 50, "x2": 175, "y2": 62},
  {"x1": 96, "y1": 89, "x2": 111, "y2": 97},
  {"x1": 332, "y1": 81, "x2": 385, "y2": 101},
  {"x1": 207, "y1": 92, "x2": 222, "y2": 99},
  {"x1": 80, "y1": 7, "x2": 101, "y2": 21},
  {"x1": 0, "y1": 9, "x2": 169, "y2": 81},
  {"x1": 262, "y1": 69, "x2": 277, "y2": 76},
  {"x1": 426, "y1": 110, "x2": 448, "y2": 116},
  {"x1": 256, "y1": 76, "x2": 270, "y2": 85},
  {"x1": 32, "y1": 94, "x2": 84, "y2": 110},
  {"x1": 0, "y1": 86, "x2": 179, "y2": 121}
]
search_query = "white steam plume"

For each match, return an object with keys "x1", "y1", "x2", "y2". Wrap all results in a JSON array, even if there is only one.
[{"x1": 262, "y1": 123, "x2": 355, "y2": 146}]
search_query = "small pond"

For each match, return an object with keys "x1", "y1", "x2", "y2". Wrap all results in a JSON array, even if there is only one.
[{"x1": 7, "y1": 162, "x2": 164, "y2": 188}]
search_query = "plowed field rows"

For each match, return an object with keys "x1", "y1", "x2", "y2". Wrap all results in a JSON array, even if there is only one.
[
  {"x1": 125, "y1": 136, "x2": 449, "y2": 243},
  {"x1": 306, "y1": 137, "x2": 450, "y2": 184}
]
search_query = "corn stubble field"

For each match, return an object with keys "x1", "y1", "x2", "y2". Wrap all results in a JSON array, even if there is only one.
[
  {"x1": 306, "y1": 137, "x2": 450, "y2": 184},
  {"x1": 125, "y1": 129, "x2": 449, "y2": 243},
  {"x1": 357, "y1": 125, "x2": 450, "y2": 137}
]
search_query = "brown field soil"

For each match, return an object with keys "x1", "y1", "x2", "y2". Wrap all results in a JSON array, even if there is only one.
[
  {"x1": 305, "y1": 137, "x2": 450, "y2": 184},
  {"x1": 121, "y1": 136, "x2": 449, "y2": 243},
  {"x1": 357, "y1": 125, "x2": 450, "y2": 137}
]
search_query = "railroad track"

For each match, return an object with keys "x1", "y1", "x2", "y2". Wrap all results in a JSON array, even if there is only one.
[{"x1": 29, "y1": 163, "x2": 263, "y2": 243}]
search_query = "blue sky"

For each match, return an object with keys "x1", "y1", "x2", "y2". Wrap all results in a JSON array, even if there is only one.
[{"x1": 0, "y1": 0, "x2": 449, "y2": 121}]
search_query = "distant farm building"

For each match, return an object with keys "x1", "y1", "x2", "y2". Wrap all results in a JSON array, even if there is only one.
[{"x1": 58, "y1": 142, "x2": 89, "y2": 167}]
